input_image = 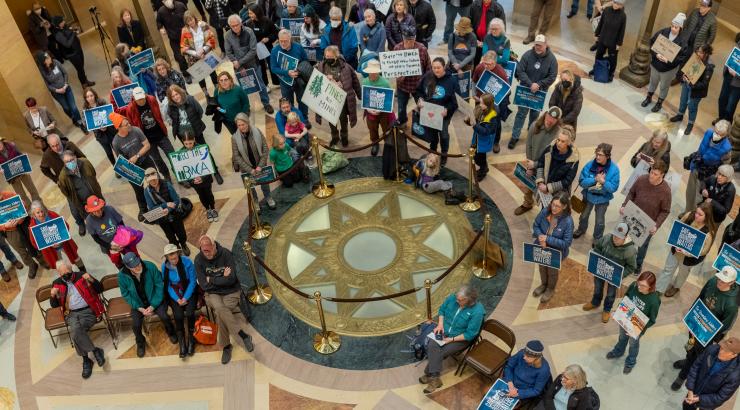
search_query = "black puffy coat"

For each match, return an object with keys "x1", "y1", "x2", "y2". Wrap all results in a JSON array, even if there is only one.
[
  {"x1": 541, "y1": 375, "x2": 598, "y2": 410},
  {"x1": 548, "y1": 75, "x2": 583, "y2": 129},
  {"x1": 649, "y1": 27, "x2": 689, "y2": 72},
  {"x1": 682, "y1": 57, "x2": 715, "y2": 99},
  {"x1": 700, "y1": 175, "x2": 736, "y2": 223},
  {"x1": 169, "y1": 95, "x2": 207, "y2": 139},
  {"x1": 409, "y1": 0, "x2": 436, "y2": 44},
  {"x1": 118, "y1": 20, "x2": 147, "y2": 50}
]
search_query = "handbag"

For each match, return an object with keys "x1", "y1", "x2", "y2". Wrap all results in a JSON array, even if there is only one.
[
  {"x1": 570, "y1": 186, "x2": 586, "y2": 214},
  {"x1": 593, "y1": 58, "x2": 610, "y2": 83},
  {"x1": 683, "y1": 152, "x2": 698, "y2": 171},
  {"x1": 175, "y1": 197, "x2": 193, "y2": 219},
  {"x1": 193, "y1": 314, "x2": 218, "y2": 345},
  {"x1": 411, "y1": 110, "x2": 427, "y2": 141}
]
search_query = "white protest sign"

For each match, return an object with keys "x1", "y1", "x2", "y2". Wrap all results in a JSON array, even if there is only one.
[
  {"x1": 373, "y1": 0, "x2": 393, "y2": 16},
  {"x1": 379, "y1": 49, "x2": 422, "y2": 78},
  {"x1": 620, "y1": 160, "x2": 651, "y2": 196},
  {"x1": 455, "y1": 94, "x2": 474, "y2": 120},
  {"x1": 302, "y1": 69, "x2": 348, "y2": 126},
  {"x1": 621, "y1": 200, "x2": 656, "y2": 247},
  {"x1": 187, "y1": 51, "x2": 222, "y2": 83},
  {"x1": 419, "y1": 101, "x2": 444, "y2": 131}
]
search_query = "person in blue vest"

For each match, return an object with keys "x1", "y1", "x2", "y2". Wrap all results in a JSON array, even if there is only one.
[
  {"x1": 270, "y1": 29, "x2": 309, "y2": 120},
  {"x1": 502, "y1": 340, "x2": 552, "y2": 409},
  {"x1": 320, "y1": 6, "x2": 359, "y2": 70},
  {"x1": 573, "y1": 143, "x2": 620, "y2": 242}
]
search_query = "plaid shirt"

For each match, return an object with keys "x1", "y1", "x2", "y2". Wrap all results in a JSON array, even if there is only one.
[{"x1": 393, "y1": 42, "x2": 431, "y2": 94}]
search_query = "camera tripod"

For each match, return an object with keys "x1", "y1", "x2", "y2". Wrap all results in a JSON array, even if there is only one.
[{"x1": 89, "y1": 7, "x2": 114, "y2": 69}]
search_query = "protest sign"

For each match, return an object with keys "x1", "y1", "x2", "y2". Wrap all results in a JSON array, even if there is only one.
[
  {"x1": 726, "y1": 47, "x2": 740, "y2": 74},
  {"x1": 477, "y1": 379, "x2": 519, "y2": 410},
  {"x1": 187, "y1": 51, "x2": 222, "y2": 83},
  {"x1": 683, "y1": 52, "x2": 706, "y2": 85},
  {"x1": 455, "y1": 70, "x2": 472, "y2": 98},
  {"x1": 419, "y1": 101, "x2": 444, "y2": 131},
  {"x1": 0, "y1": 195, "x2": 27, "y2": 225},
  {"x1": 305, "y1": 47, "x2": 323, "y2": 62},
  {"x1": 503, "y1": 61, "x2": 516, "y2": 84},
  {"x1": 712, "y1": 243, "x2": 740, "y2": 283},
  {"x1": 620, "y1": 159, "x2": 651, "y2": 195},
  {"x1": 168, "y1": 145, "x2": 215, "y2": 182},
  {"x1": 142, "y1": 207, "x2": 168, "y2": 223},
  {"x1": 113, "y1": 156, "x2": 146, "y2": 186},
  {"x1": 588, "y1": 250, "x2": 624, "y2": 287},
  {"x1": 621, "y1": 201, "x2": 656, "y2": 248},
  {"x1": 245, "y1": 165, "x2": 277, "y2": 185},
  {"x1": 373, "y1": 0, "x2": 393, "y2": 15},
  {"x1": 362, "y1": 86, "x2": 395, "y2": 113},
  {"x1": 235, "y1": 68, "x2": 262, "y2": 95},
  {"x1": 1, "y1": 154, "x2": 32, "y2": 182},
  {"x1": 127, "y1": 48, "x2": 155, "y2": 76},
  {"x1": 303, "y1": 69, "x2": 348, "y2": 126},
  {"x1": 513, "y1": 163, "x2": 536, "y2": 192},
  {"x1": 83, "y1": 104, "x2": 114, "y2": 131},
  {"x1": 256, "y1": 42, "x2": 270, "y2": 60},
  {"x1": 684, "y1": 299, "x2": 722, "y2": 346},
  {"x1": 512, "y1": 85, "x2": 546, "y2": 111},
  {"x1": 455, "y1": 94, "x2": 474, "y2": 120},
  {"x1": 426, "y1": 331, "x2": 446, "y2": 347},
  {"x1": 537, "y1": 191, "x2": 552, "y2": 208},
  {"x1": 475, "y1": 70, "x2": 512, "y2": 105},
  {"x1": 612, "y1": 296, "x2": 649, "y2": 339},
  {"x1": 30, "y1": 216, "x2": 70, "y2": 251},
  {"x1": 276, "y1": 51, "x2": 299, "y2": 86},
  {"x1": 667, "y1": 220, "x2": 707, "y2": 258},
  {"x1": 111, "y1": 82, "x2": 139, "y2": 108},
  {"x1": 523, "y1": 243, "x2": 562, "y2": 270},
  {"x1": 650, "y1": 34, "x2": 681, "y2": 63},
  {"x1": 281, "y1": 18, "x2": 304, "y2": 37},
  {"x1": 379, "y1": 49, "x2": 422, "y2": 78}
]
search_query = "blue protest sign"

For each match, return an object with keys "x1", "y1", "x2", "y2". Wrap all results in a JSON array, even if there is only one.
[
  {"x1": 361, "y1": 86, "x2": 395, "y2": 113},
  {"x1": 83, "y1": 104, "x2": 114, "y2": 131},
  {"x1": 477, "y1": 378, "x2": 519, "y2": 410},
  {"x1": 281, "y1": 18, "x2": 304, "y2": 37},
  {"x1": 513, "y1": 163, "x2": 535, "y2": 192},
  {"x1": 503, "y1": 61, "x2": 516, "y2": 84},
  {"x1": 0, "y1": 195, "x2": 27, "y2": 225},
  {"x1": 113, "y1": 156, "x2": 146, "y2": 186},
  {"x1": 30, "y1": 216, "x2": 71, "y2": 251},
  {"x1": 455, "y1": 70, "x2": 472, "y2": 98},
  {"x1": 277, "y1": 51, "x2": 299, "y2": 86},
  {"x1": 236, "y1": 68, "x2": 262, "y2": 95},
  {"x1": 305, "y1": 47, "x2": 323, "y2": 62},
  {"x1": 683, "y1": 299, "x2": 722, "y2": 346},
  {"x1": 1, "y1": 154, "x2": 32, "y2": 182},
  {"x1": 523, "y1": 243, "x2": 562, "y2": 270},
  {"x1": 247, "y1": 165, "x2": 277, "y2": 184},
  {"x1": 513, "y1": 85, "x2": 547, "y2": 111},
  {"x1": 127, "y1": 48, "x2": 155, "y2": 76},
  {"x1": 587, "y1": 250, "x2": 624, "y2": 288},
  {"x1": 667, "y1": 220, "x2": 707, "y2": 258},
  {"x1": 476, "y1": 70, "x2": 512, "y2": 105},
  {"x1": 726, "y1": 47, "x2": 740, "y2": 74},
  {"x1": 713, "y1": 243, "x2": 740, "y2": 284},
  {"x1": 111, "y1": 82, "x2": 139, "y2": 108}
]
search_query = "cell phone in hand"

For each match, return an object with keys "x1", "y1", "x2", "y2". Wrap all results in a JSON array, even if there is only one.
[{"x1": 435, "y1": 332, "x2": 444, "y2": 341}]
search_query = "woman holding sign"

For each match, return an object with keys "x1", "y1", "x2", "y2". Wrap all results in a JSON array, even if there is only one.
[
  {"x1": 83, "y1": 88, "x2": 117, "y2": 167},
  {"x1": 27, "y1": 201, "x2": 86, "y2": 273},
  {"x1": 180, "y1": 11, "x2": 219, "y2": 96},
  {"x1": 641, "y1": 13, "x2": 689, "y2": 113},
  {"x1": 144, "y1": 168, "x2": 190, "y2": 256},
  {"x1": 670, "y1": 44, "x2": 715, "y2": 135},
  {"x1": 415, "y1": 57, "x2": 458, "y2": 166},
  {"x1": 657, "y1": 201, "x2": 717, "y2": 297},
  {"x1": 532, "y1": 191, "x2": 574, "y2": 303},
  {"x1": 178, "y1": 133, "x2": 218, "y2": 222}
]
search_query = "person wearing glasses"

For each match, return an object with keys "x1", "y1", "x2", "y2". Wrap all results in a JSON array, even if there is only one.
[
  {"x1": 532, "y1": 191, "x2": 574, "y2": 303},
  {"x1": 143, "y1": 168, "x2": 190, "y2": 256},
  {"x1": 573, "y1": 143, "x2": 620, "y2": 241}
]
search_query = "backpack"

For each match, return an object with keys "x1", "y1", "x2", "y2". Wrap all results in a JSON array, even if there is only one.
[
  {"x1": 411, "y1": 322, "x2": 437, "y2": 360},
  {"x1": 593, "y1": 58, "x2": 610, "y2": 83}
]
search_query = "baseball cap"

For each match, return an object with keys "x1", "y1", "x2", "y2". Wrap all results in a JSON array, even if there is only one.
[
  {"x1": 132, "y1": 86, "x2": 146, "y2": 100},
  {"x1": 401, "y1": 25, "x2": 416, "y2": 39},
  {"x1": 122, "y1": 252, "x2": 141, "y2": 269},
  {"x1": 612, "y1": 222, "x2": 629, "y2": 240},
  {"x1": 716, "y1": 266, "x2": 737, "y2": 283},
  {"x1": 546, "y1": 106, "x2": 562, "y2": 119},
  {"x1": 534, "y1": 34, "x2": 547, "y2": 44}
]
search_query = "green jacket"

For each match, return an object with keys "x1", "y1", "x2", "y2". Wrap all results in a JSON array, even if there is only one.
[
  {"x1": 438, "y1": 294, "x2": 485, "y2": 341},
  {"x1": 118, "y1": 260, "x2": 165, "y2": 310},
  {"x1": 593, "y1": 234, "x2": 637, "y2": 278},
  {"x1": 698, "y1": 277, "x2": 739, "y2": 340},
  {"x1": 625, "y1": 282, "x2": 661, "y2": 335}
]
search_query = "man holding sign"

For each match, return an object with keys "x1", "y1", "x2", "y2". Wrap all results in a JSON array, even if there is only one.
[
  {"x1": 0, "y1": 138, "x2": 40, "y2": 206},
  {"x1": 393, "y1": 26, "x2": 431, "y2": 127},
  {"x1": 717, "y1": 36, "x2": 740, "y2": 122},
  {"x1": 270, "y1": 30, "x2": 309, "y2": 120}
]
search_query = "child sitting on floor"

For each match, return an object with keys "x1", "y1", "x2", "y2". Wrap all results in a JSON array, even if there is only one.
[{"x1": 284, "y1": 112, "x2": 309, "y2": 155}]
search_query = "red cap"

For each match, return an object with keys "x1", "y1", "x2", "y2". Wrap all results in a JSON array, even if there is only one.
[{"x1": 84, "y1": 195, "x2": 105, "y2": 213}]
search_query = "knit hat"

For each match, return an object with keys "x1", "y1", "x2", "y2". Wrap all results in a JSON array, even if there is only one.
[
  {"x1": 524, "y1": 340, "x2": 544, "y2": 357},
  {"x1": 108, "y1": 112, "x2": 126, "y2": 129},
  {"x1": 51, "y1": 15, "x2": 64, "y2": 27},
  {"x1": 546, "y1": 106, "x2": 562, "y2": 119},
  {"x1": 720, "y1": 337, "x2": 740, "y2": 355},
  {"x1": 716, "y1": 266, "x2": 737, "y2": 283},
  {"x1": 401, "y1": 25, "x2": 416, "y2": 39},
  {"x1": 303, "y1": 4, "x2": 316, "y2": 17},
  {"x1": 612, "y1": 222, "x2": 629, "y2": 240},
  {"x1": 122, "y1": 252, "x2": 141, "y2": 269},
  {"x1": 455, "y1": 17, "x2": 473, "y2": 35},
  {"x1": 700, "y1": 0, "x2": 712, "y2": 7},
  {"x1": 672, "y1": 13, "x2": 687, "y2": 28},
  {"x1": 287, "y1": 0, "x2": 298, "y2": 6},
  {"x1": 84, "y1": 195, "x2": 105, "y2": 213}
]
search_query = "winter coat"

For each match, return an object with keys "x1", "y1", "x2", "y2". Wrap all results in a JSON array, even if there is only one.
[
  {"x1": 541, "y1": 374, "x2": 597, "y2": 410},
  {"x1": 579, "y1": 159, "x2": 620, "y2": 205},
  {"x1": 270, "y1": 42, "x2": 308, "y2": 85},
  {"x1": 356, "y1": 21, "x2": 386, "y2": 53},
  {"x1": 409, "y1": 0, "x2": 436, "y2": 43},
  {"x1": 50, "y1": 272, "x2": 105, "y2": 318},
  {"x1": 686, "y1": 344, "x2": 740, "y2": 410},
  {"x1": 693, "y1": 130, "x2": 731, "y2": 173},
  {"x1": 697, "y1": 277, "x2": 738, "y2": 341},
  {"x1": 29, "y1": 210, "x2": 79, "y2": 269},
  {"x1": 681, "y1": 57, "x2": 715, "y2": 99},
  {"x1": 144, "y1": 180, "x2": 182, "y2": 213},
  {"x1": 118, "y1": 260, "x2": 166, "y2": 310},
  {"x1": 437, "y1": 293, "x2": 485, "y2": 341},
  {"x1": 193, "y1": 241, "x2": 241, "y2": 295},
  {"x1": 416, "y1": 70, "x2": 459, "y2": 119},
  {"x1": 503, "y1": 349, "x2": 551, "y2": 400},
  {"x1": 257, "y1": 0, "x2": 283, "y2": 25},
  {"x1": 470, "y1": 0, "x2": 505, "y2": 41},
  {"x1": 595, "y1": 5, "x2": 626, "y2": 47},
  {"x1": 40, "y1": 141, "x2": 85, "y2": 183},
  {"x1": 482, "y1": 34, "x2": 511, "y2": 65},
  {"x1": 180, "y1": 23, "x2": 217, "y2": 66},
  {"x1": 231, "y1": 126, "x2": 268, "y2": 173},
  {"x1": 155, "y1": 70, "x2": 187, "y2": 102},
  {"x1": 38, "y1": 59, "x2": 68, "y2": 92},
  {"x1": 246, "y1": 17, "x2": 279, "y2": 48},
  {"x1": 471, "y1": 110, "x2": 497, "y2": 153},
  {"x1": 447, "y1": 31, "x2": 478, "y2": 69},
  {"x1": 317, "y1": 57, "x2": 362, "y2": 126},
  {"x1": 385, "y1": 13, "x2": 415, "y2": 50},
  {"x1": 57, "y1": 158, "x2": 102, "y2": 212},
  {"x1": 593, "y1": 234, "x2": 637, "y2": 277},
  {"x1": 117, "y1": 20, "x2": 147, "y2": 50},
  {"x1": 649, "y1": 27, "x2": 689, "y2": 72},
  {"x1": 156, "y1": 2, "x2": 188, "y2": 38},
  {"x1": 548, "y1": 75, "x2": 583, "y2": 129},
  {"x1": 161, "y1": 255, "x2": 198, "y2": 302},
  {"x1": 525, "y1": 121, "x2": 560, "y2": 162},
  {"x1": 700, "y1": 175, "x2": 736, "y2": 224},
  {"x1": 169, "y1": 95, "x2": 206, "y2": 138},
  {"x1": 533, "y1": 208, "x2": 574, "y2": 258},
  {"x1": 224, "y1": 26, "x2": 259, "y2": 69},
  {"x1": 116, "y1": 95, "x2": 168, "y2": 136},
  {"x1": 54, "y1": 27, "x2": 83, "y2": 60},
  {"x1": 319, "y1": 21, "x2": 359, "y2": 64},
  {"x1": 28, "y1": 8, "x2": 54, "y2": 51},
  {"x1": 684, "y1": 8, "x2": 717, "y2": 48},
  {"x1": 630, "y1": 139, "x2": 671, "y2": 168},
  {"x1": 536, "y1": 142, "x2": 580, "y2": 194},
  {"x1": 516, "y1": 47, "x2": 558, "y2": 90}
]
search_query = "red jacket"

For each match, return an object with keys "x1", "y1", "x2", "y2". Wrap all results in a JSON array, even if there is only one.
[
  {"x1": 50, "y1": 272, "x2": 106, "y2": 318},
  {"x1": 116, "y1": 94, "x2": 168, "y2": 136},
  {"x1": 29, "y1": 210, "x2": 79, "y2": 269}
]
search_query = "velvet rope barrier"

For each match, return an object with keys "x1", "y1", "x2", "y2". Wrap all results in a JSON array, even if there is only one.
[{"x1": 404, "y1": 132, "x2": 466, "y2": 158}]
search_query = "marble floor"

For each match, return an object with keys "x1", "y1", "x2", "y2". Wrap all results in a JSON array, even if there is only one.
[{"x1": 1, "y1": 1, "x2": 739, "y2": 409}]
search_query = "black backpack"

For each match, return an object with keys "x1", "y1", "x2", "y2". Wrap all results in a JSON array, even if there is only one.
[{"x1": 410, "y1": 322, "x2": 437, "y2": 361}]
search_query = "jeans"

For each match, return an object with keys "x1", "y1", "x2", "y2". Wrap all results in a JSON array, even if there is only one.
[
  {"x1": 131, "y1": 303, "x2": 175, "y2": 345},
  {"x1": 148, "y1": 138, "x2": 175, "y2": 180},
  {"x1": 677, "y1": 82, "x2": 701, "y2": 125},
  {"x1": 577, "y1": 201, "x2": 609, "y2": 240},
  {"x1": 609, "y1": 326, "x2": 641, "y2": 368},
  {"x1": 0, "y1": 235, "x2": 17, "y2": 275},
  {"x1": 635, "y1": 234, "x2": 653, "y2": 273},
  {"x1": 717, "y1": 71, "x2": 740, "y2": 122},
  {"x1": 280, "y1": 82, "x2": 308, "y2": 121},
  {"x1": 591, "y1": 276, "x2": 618, "y2": 311},
  {"x1": 594, "y1": 43, "x2": 619, "y2": 79},
  {"x1": 427, "y1": 116, "x2": 452, "y2": 154},
  {"x1": 396, "y1": 90, "x2": 412, "y2": 125},
  {"x1": 443, "y1": 4, "x2": 471, "y2": 44},
  {"x1": 254, "y1": 64, "x2": 271, "y2": 107},
  {"x1": 52, "y1": 88, "x2": 81, "y2": 123},
  {"x1": 570, "y1": 0, "x2": 594, "y2": 15},
  {"x1": 0, "y1": 301, "x2": 7, "y2": 316},
  {"x1": 251, "y1": 184, "x2": 272, "y2": 203},
  {"x1": 510, "y1": 107, "x2": 539, "y2": 142}
]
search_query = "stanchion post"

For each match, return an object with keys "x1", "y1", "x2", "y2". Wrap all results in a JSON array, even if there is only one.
[
  {"x1": 242, "y1": 242, "x2": 273, "y2": 304},
  {"x1": 311, "y1": 136, "x2": 336, "y2": 199},
  {"x1": 424, "y1": 279, "x2": 433, "y2": 321},
  {"x1": 243, "y1": 177, "x2": 272, "y2": 240},
  {"x1": 312, "y1": 291, "x2": 341, "y2": 354},
  {"x1": 393, "y1": 127, "x2": 403, "y2": 182},
  {"x1": 472, "y1": 214, "x2": 496, "y2": 279},
  {"x1": 460, "y1": 147, "x2": 481, "y2": 212}
]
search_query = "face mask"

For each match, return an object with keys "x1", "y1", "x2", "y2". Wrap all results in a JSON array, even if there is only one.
[
  {"x1": 561, "y1": 80, "x2": 571, "y2": 89},
  {"x1": 163, "y1": 0, "x2": 175, "y2": 9},
  {"x1": 327, "y1": 58, "x2": 338, "y2": 65},
  {"x1": 712, "y1": 132, "x2": 722, "y2": 142},
  {"x1": 330, "y1": 20, "x2": 340, "y2": 28},
  {"x1": 65, "y1": 161, "x2": 77, "y2": 171},
  {"x1": 62, "y1": 272, "x2": 73, "y2": 282}
]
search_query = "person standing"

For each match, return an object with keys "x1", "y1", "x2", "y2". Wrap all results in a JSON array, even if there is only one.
[
  {"x1": 470, "y1": 0, "x2": 505, "y2": 68},
  {"x1": 23, "y1": 97, "x2": 64, "y2": 148},
  {"x1": 472, "y1": 51, "x2": 509, "y2": 153},
  {"x1": 28, "y1": 1, "x2": 57, "y2": 57},
  {"x1": 508, "y1": 35, "x2": 558, "y2": 149},
  {"x1": 684, "y1": 120, "x2": 731, "y2": 214},
  {"x1": 117, "y1": 9, "x2": 147, "y2": 51},
  {"x1": 683, "y1": 0, "x2": 717, "y2": 54},
  {"x1": 143, "y1": 168, "x2": 190, "y2": 256},
  {"x1": 415, "y1": 57, "x2": 458, "y2": 166},
  {"x1": 214, "y1": 71, "x2": 250, "y2": 135},
  {"x1": 357, "y1": 9, "x2": 386, "y2": 54},
  {"x1": 465, "y1": 93, "x2": 499, "y2": 180},
  {"x1": 548, "y1": 70, "x2": 583, "y2": 130},
  {"x1": 532, "y1": 192, "x2": 574, "y2": 303},
  {"x1": 523, "y1": 0, "x2": 557, "y2": 44},
  {"x1": 567, "y1": 0, "x2": 594, "y2": 19},
  {"x1": 683, "y1": 337, "x2": 740, "y2": 410},
  {"x1": 385, "y1": 0, "x2": 415, "y2": 52},
  {"x1": 51, "y1": 16, "x2": 95, "y2": 88},
  {"x1": 408, "y1": 0, "x2": 435, "y2": 48},
  {"x1": 394, "y1": 26, "x2": 431, "y2": 127},
  {"x1": 246, "y1": 4, "x2": 281, "y2": 89},
  {"x1": 270, "y1": 30, "x2": 309, "y2": 121},
  {"x1": 321, "y1": 7, "x2": 360, "y2": 69},
  {"x1": 161, "y1": 244, "x2": 199, "y2": 358},
  {"x1": 180, "y1": 11, "x2": 219, "y2": 96},
  {"x1": 361, "y1": 60, "x2": 391, "y2": 156},
  {"x1": 230, "y1": 113, "x2": 276, "y2": 210},
  {"x1": 716, "y1": 33, "x2": 740, "y2": 123},
  {"x1": 534, "y1": 125, "x2": 580, "y2": 197},
  {"x1": 0, "y1": 191, "x2": 42, "y2": 279},
  {"x1": 670, "y1": 45, "x2": 714, "y2": 135},
  {"x1": 590, "y1": 0, "x2": 626, "y2": 83},
  {"x1": 0, "y1": 138, "x2": 41, "y2": 206},
  {"x1": 157, "y1": 0, "x2": 192, "y2": 83},
  {"x1": 300, "y1": 5, "x2": 326, "y2": 51},
  {"x1": 154, "y1": 59, "x2": 188, "y2": 102},
  {"x1": 442, "y1": 0, "x2": 472, "y2": 45},
  {"x1": 317, "y1": 46, "x2": 361, "y2": 147},
  {"x1": 57, "y1": 150, "x2": 102, "y2": 237},
  {"x1": 629, "y1": 129, "x2": 671, "y2": 167},
  {"x1": 482, "y1": 18, "x2": 510, "y2": 65},
  {"x1": 34, "y1": 51, "x2": 85, "y2": 132},
  {"x1": 82, "y1": 88, "x2": 117, "y2": 167},
  {"x1": 573, "y1": 143, "x2": 620, "y2": 241},
  {"x1": 203, "y1": 0, "x2": 238, "y2": 51},
  {"x1": 642, "y1": 14, "x2": 689, "y2": 113},
  {"x1": 178, "y1": 133, "x2": 219, "y2": 222},
  {"x1": 447, "y1": 17, "x2": 477, "y2": 73}
]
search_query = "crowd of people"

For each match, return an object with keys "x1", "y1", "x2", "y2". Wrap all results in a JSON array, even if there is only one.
[{"x1": 0, "y1": 0, "x2": 736, "y2": 408}]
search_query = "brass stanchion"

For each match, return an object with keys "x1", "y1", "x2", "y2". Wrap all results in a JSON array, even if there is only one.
[
  {"x1": 311, "y1": 136, "x2": 335, "y2": 198},
  {"x1": 472, "y1": 214, "x2": 496, "y2": 279},
  {"x1": 242, "y1": 242, "x2": 272, "y2": 304},
  {"x1": 393, "y1": 127, "x2": 403, "y2": 182},
  {"x1": 243, "y1": 177, "x2": 272, "y2": 239},
  {"x1": 312, "y1": 291, "x2": 341, "y2": 354},
  {"x1": 424, "y1": 279, "x2": 433, "y2": 321},
  {"x1": 460, "y1": 147, "x2": 481, "y2": 212}
]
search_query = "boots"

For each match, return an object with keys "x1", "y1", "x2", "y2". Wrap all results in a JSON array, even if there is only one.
[
  {"x1": 670, "y1": 113, "x2": 684, "y2": 123},
  {"x1": 188, "y1": 334, "x2": 196, "y2": 356},
  {"x1": 640, "y1": 92, "x2": 653, "y2": 107},
  {"x1": 684, "y1": 122, "x2": 694, "y2": 135},
  {"x1": 178, "y1": 333, "x2": 187, "y2": 359},
  {"x1": 540, "y1": 270, "x2": 558, "y2": 303},
  {"x1": 651, "y1": 98, "x2": 664, "y2": 113}
]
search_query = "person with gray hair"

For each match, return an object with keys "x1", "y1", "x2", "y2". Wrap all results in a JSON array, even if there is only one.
[
  {"x1": 698, "y1": 164, "x2": 736, "y2": 224},
  {"x1": 224, "y1": 14, "x2": 275, "y2": 114},
  {"x1": 57, "y1": 149, "x2": 102, "y2": 236},
  {"x1": 28, "y1": 200, "x2": 86, "y2": 272},
  {"x1": 270, "y1": 28, "x2": 309, "y2": 121},
  {"x1": 320, "y1": 6, "x2": 359, "y2": 69},
  {"x1": 317, "y1": 45, "x2": 362, "y2": 146},
  {"x1": 40, "y1": 136, "x2": 88, "y2": 232},
  {"x1": 419, "y1": 284, "x2": 485, "y2": 394},
  {"x1": 230, "y1": 113, "x2": 276, "y2": 209},
  {"x1": 684, "y1": 120, "x2": 731, "y2": 214},
  {"x1": 540, "y1": 364, "x2": 597, "y2": 408},
  {"x1": 482, "y1": 18, "x2": 510, "y2": 65}
]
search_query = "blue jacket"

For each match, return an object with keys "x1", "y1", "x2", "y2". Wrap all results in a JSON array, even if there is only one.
[
  {"x1": 161, "y1": 255, "x2": 198, "y2": 302},
  {"x1": 503, "y1": 349, "x2": 551, "y2": 400},
  {"x1": 437, "y1": 293, "x2": 485, "y2": 342},
  {"x1": 320, "y1": 21, "x2": 359, "y2": 63},
  {"x1": 270, "y1": 43, "x2": 308, "y2": 85},
  {"x1": 579, "y1": 159, "x2": 620, "y2": 204},
  {"x1": 472, "y1": 111, "x2": 497, "y2": 153},
  {"x1": 275, "y1": 107, "x2": 307, "y2": 136},
  {"x1": 694, "y1": 129, "x2": 731, "y2": 171},
  {"x1": 532, "y1": 208, "x2": 574, "y2": 258},
  {"x1": 144, "y1": 181, "x2": 181, "y2": 211},
  {"x1": 686, "y1": 344, "x2": 740, "y2": 410},
  {"x1": 356, "y1": 21, "x2": 386, "y2": 54}
]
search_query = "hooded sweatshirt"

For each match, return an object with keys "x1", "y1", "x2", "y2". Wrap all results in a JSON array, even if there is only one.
[
  {"x1": 624, "y1": 281, "x2": 661, "y2": 335},
  {"x1": 516, "y1": 47, "x2": 558, "y2": 90},
  {"x1": 698, "y1": 278, "x2": 738, "y2": 340},
  {"x1": 593, "y1": 234, "x2": 637, "y2": 277},
  {"x1": 194, "y1": 241, "x2": 241, "y2": 295}
]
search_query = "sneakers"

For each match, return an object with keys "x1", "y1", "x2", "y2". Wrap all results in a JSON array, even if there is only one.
[
  {"x1": 92, "y1": 347, "x2": 105, "y2": 367},
  {"x1": 207, "y1": 209, "x2": 214, "y2": 223},
  {"x1": 419, "y1": 374, "x2": 432, "y2": 384},
  {"x1": 221, "y1": 344, "x2": 233, "y2": 364},
  {"x1": 540, "y1": 289, "x2": 554, "y2": 303},
  {"x1": 2, "y1": 312, "x2": 16, "y2": 321},
  {"x1": 266, "y1": 197, "x2": 277, "y2": 210},
  {"x1": 532, "y1": 284, "x2": 547, "y2": 297},
  {"x1": 514, "y1": 205, "x2": 532, "y2": 216},
  {"x1": 670, "y1": 377, "x2": 685, "y2": 391},
  {"x1": 212, "y1": 209, "x2": 219, "y2": 222},
  {"x1": 601, "y1": 311, "x2": 611, "y2": 323},
  {"x1": 82, "y1": 356, "x2": 94, "y2": 379},
  {"x1": 582, "y1": 302, "x2": 598, "y2": 311}
]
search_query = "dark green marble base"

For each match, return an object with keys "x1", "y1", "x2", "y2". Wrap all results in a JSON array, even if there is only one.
[{"x1": 231, "y1": 156, "x2": 513, "y2": 370}]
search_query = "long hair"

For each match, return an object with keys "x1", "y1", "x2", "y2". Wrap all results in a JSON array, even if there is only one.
[
  {"x1": 248, "y1": 4, "x2": 266, "y2": 23},
  {"x1": 216, "y1": 71, "x2": 234, "y2": 92},
  {"x1": 549, "y1": 191, "x2": 571, "y2": 216},
  {"x1": 82, "y1": 87, "x2": 102, "y2": 109},
  {"x1": 166, "y1": 85, "x2": 188, "y2": 106},
  {"x1": 110, "y1": 66, "x2": 131, "y2": 87},
  {"x1": 636, "y1": 271, "x2": 657, "y2": 293},
  {"x1": 118, "y1": 8, "x2": 134, "y2": 28},
  {"x1": 474, "y1": 94, "x2": 495, "y2": 122},
  {"x1": 688, "y1": 201, "x2": 718, "y2": 236},
  {"x1": 425, "y1": 57, "x2": 446, "y2": 98}
]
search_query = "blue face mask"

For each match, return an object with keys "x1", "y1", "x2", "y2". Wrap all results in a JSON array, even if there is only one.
[{"x1": 65, "y1": 161, "x2": 77, "y2": 171}]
